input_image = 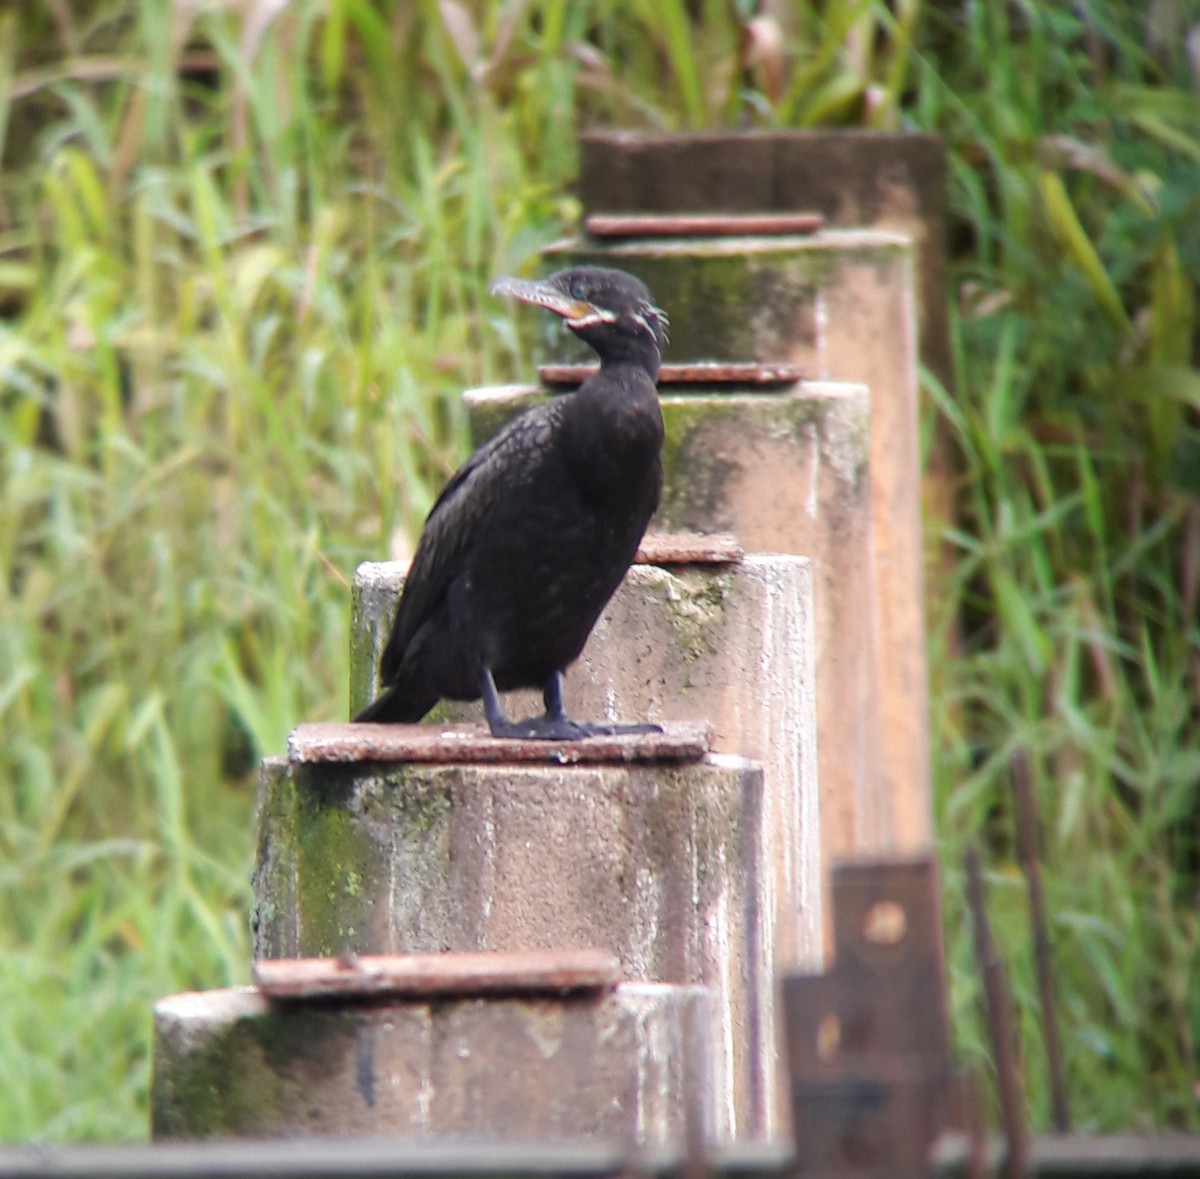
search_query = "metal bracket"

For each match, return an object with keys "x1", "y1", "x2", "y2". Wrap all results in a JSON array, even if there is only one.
[{"x1": 781, "y1": 854, "x2": 953, "y2": 1179}]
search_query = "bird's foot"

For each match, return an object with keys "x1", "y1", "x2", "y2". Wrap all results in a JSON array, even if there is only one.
[
  {"x1": 578, "y1": 720, "x2": 664, "y2": 737},
  {"x1": 488, "y1": 713, "x2": 592, "y2": 741},
  {"x1": 486, "y1": 715, "x2": 663, "y2": 741}
]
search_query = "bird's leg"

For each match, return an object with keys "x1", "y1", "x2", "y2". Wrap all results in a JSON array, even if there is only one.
[
  {"x1": 479, "y1": 667, "x2": 587, "y2": 740},
  {"x1": 480, "y1": 667, "x2": 662, "y2": 741},
  {"x1": 480, "y1": 666, "x2": 515, "y2": 735},
  {"x1": 542, "y1": 671, "x2": 568, "y2": 720}
]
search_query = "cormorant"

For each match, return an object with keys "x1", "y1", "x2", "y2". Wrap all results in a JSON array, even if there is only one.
[{"x1": 354, "y1": 265, "x2": 667, "y2": 739}]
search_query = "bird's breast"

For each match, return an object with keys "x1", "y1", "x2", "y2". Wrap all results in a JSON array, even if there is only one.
[{"x1": 562, "y1": 390, "x2": 663, "y2": 510}]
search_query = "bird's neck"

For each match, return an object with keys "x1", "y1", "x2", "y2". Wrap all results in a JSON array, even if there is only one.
[
  {"x1": 561, "y1": 362, "x2": 664, "y2": 510},
  {"x1": 596, "y1": 337, "x2": 662, "y2": 381}
]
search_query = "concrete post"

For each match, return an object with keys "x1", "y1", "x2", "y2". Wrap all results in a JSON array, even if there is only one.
[
  {"x1": 576, "y1": 130, "x2": 950, "y2": 392},
  {"x1": 152, "y1": 982, "x2": 717, "y2": 1144},
  {"x1": 460, "y1": 379, "x2": 883, "y2": 877},
  {"x1": 537, "y1": 231, "x2": 931, "y2": 854},
  {"x1": 350, "y1": 554, "x2": 820, "y2": 967},
  {"x1": 252, "y1": 748, "x2": 768, "y2": 1141}
]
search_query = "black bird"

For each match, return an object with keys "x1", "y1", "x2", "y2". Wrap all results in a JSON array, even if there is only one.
[{"x1": 354, "y1": 265, "x2": 667, "y2": 739}]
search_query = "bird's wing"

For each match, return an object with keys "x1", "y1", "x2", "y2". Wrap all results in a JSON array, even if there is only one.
[{"x1": 380, "y1": 398, "x2": 565, "y2": 681}]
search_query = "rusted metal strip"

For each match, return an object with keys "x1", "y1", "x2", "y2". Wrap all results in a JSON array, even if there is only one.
[
  {"x1": 1012, "y1": 751, "x2": 1071, "y2": 1133},
  {"x1": 253, "y1": 948, "x2": 621, "y2": 1000},
  {"x1": 636, "y1": 532, "x2": 743, "y2": 566},
  {"x1": 965, "y1": 848, "x2": 1028, "y2": 1179},
  {"x1": 585, "y1": 212, "x2": 824, "y2": 238},
  {"x1": 539, "y1": 361, "x2": 804, "y2": 387},
  {"x1": 934, "y1": 1133, "x2": 1200, "y2": 1178},
  {"x1": 288, "y1": 720, "x2": 713, "y2": 765}
]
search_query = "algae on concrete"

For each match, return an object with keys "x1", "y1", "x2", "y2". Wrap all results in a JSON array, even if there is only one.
[
  {"x1": 151, "y1": 992, "x2": 290, "y2": 1139},
  {"x1": 254, "y1": 760, "x2": 460, "y2": 959},
  {"x1": 459, "y1": 382, "x2": 871, "y2": 544},
  {"x1": 252, "y1": 757, "x2": 298, "y2": 960},
  {"x1": 541, "y1": 231, "x2": 909, "y2": 365},
  {"x1": 289, "y1": 764, "x2": 386, "y2": 957},
  {"x1": 656, "y1": 390, "x2": 870, "y2": 535},
  {"x1": 629, "y1": 564, "x2": 732, "y2": 666}
]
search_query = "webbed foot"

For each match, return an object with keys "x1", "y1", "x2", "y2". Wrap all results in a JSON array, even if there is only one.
[
  {"x1": 479, "y1": 666, "x2": 663, "y2": 740},
  {"x1": 576, "y1": 720, "x2": 664, "y2": 737},
  {"x1": 487, "y1": 713, "x2": 592, "y2": 741},
  {"x1": 486, "y1": 715, "x2": 664, "y2": 741}
]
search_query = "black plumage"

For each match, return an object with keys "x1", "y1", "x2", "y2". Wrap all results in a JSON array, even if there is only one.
[{"x1": 354, "y1": 265, "x2": 667, "y2": 739}]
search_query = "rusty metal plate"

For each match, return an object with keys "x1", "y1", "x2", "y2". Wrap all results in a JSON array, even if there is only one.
[
  {"x1": 790, "y1": 1068, "x2": 945, "y2": 1179},
  {"x1": 538, "y1": 361, "x2": 804, "y2": 387},
  {"x1": 254, "y1": 948, "x2": 621, "y2": 1001},
  {"x1": 585, "y1": 212, "x2": 824, "y2": 238},
  {"x1": 780, "y1": 855, "x2": 953, "y2": 1179},
  {"x1": 784, "y1": 856, "x2": 952, "y2": 1076},
  {"x1": 636, "y1": 532, "x2": 742, "y2": 566},
  {"x1": 287, "y1": 721, "x2": 714, "y2": 765}
]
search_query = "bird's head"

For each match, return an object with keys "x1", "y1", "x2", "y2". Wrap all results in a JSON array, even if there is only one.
[{"x1": 490, "y1": 266, "x2": 668, "y2": 375}]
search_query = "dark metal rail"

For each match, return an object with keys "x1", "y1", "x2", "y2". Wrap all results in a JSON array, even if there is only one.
[{"x1": 4, "y1": 1136, "x2": 1200, "y2": 1179}]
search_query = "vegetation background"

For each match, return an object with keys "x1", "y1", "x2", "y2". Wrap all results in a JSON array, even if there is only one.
[{"x1": 1, "y1": 0, "x2": 1197, "y2": 1142}]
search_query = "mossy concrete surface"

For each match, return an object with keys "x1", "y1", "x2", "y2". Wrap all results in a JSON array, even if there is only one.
[
  {"x1": 253, "y1": 754, "x2": 771, "y2": 1141},
  {"x1": 541, "y1": 231, "x2": 908, "y2": 368},
  {"x1": 253, "y1": 757, "x2": 405, "y2": 959},
  {"x1": 461, "y1": 381, "x2": 869, "y2": 518},
  {"x1": 347, "y1": 555, "x2": 819, "y2": 961},
  {"x1": 576, "y1": 129, "x2": 951, "y2": 392},
  {"x1": 151, "y1": 982, "x2": 717, "y2": 1144}
]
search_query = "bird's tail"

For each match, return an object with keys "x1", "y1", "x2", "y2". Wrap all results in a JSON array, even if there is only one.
[{"x1": 352, "y1": 680, "x2": 438, "y2": 724}]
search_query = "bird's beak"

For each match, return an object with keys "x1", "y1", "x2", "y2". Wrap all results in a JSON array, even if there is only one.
[{"x1": 490, "y1": 276, "x2": 602, "y2": 324}]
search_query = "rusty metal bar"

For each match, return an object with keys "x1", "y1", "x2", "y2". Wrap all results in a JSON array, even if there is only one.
[
  {"x1": 253, "y1": 948, "x2": 621, "y2": 1000},
  {"x1": 538, "y1": 362, "x2": 804, "y2": 387},
  {"x1": 934, "y1": 1132, "x2": 1200, "y2": 1178},
  {"x1": 585, "y1": 212, "x2": 823, "y2": 238},
  {"x1": 287, "y1": 720, "x2": 713, "y2": 765},
  {"x1": 1012, "y1": 751, "x2": 1071, "y2": 1132},
  {"x1": 948, "y1": 1071, "x2": 990, "y2": 1179},
  {"x1": 964, "y1": 848, "x2": 1027, "y2": 1179},
  {"x1": 636, "y1": 532, "x2": 743, "y2": 566}
]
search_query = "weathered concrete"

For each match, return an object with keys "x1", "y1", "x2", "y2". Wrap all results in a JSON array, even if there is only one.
[
  {"x1": 538, "y1": 231, "x2": 931, "y2": 855},
  {"x1": 456, "y1": 383, "x2": 879, "y2": 880},
  {"x1": 349, "y1": 554, "x2": 820, "y2": 965},
  {"x1": 253, "y1": 753, "x2": 770, "y2": 1141},
  {"x1": 543, "y1": 232, "x2": 907, "y2": 372},
  {"x1": 576, "y1": 130, "x2": 950, "y2": 394},
  {"x1": 151, "y1": 982, "x2": 717, "y2": 1145}
]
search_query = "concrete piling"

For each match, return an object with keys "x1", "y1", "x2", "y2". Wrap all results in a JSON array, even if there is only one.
[{"x1": 152, "y1": 130, "x2": 939, "y2": 1154}]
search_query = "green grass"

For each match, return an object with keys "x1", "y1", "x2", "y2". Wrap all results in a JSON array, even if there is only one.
[
  {"x1": 1, "y1": 0, "x2": 1197, "y2": 1141},
  {"x1": 915, "y1": 1, "x2": 1200, "y2": 1129}
]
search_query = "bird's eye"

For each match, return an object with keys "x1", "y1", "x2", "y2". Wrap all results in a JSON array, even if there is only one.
[{"x1": 570, "y1": 279, "x2": 585, "y2": 300}]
